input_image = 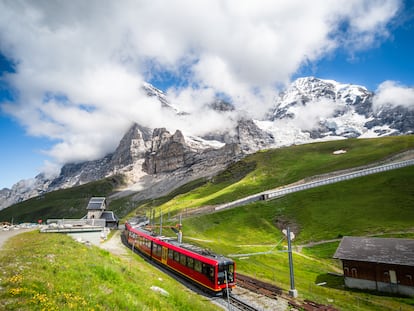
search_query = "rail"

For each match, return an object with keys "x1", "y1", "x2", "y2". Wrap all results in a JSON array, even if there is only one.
[{"x1": 228, "y1": 295, "x2": 259, "y2": 311}]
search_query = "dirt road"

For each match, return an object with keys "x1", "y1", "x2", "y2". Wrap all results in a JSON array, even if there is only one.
[
  {"x1": 0, "y1": 228, "x2": 35, "y2": 250},
  {"x1": 99, "y1": 230, "x2": 130, "y2": 257}
]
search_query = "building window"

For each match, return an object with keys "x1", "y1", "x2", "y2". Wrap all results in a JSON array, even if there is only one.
[
  {"x1": 351, "y1": 268, "x2": 358, "y2": 278},
  {"x1": 344, "y1": 267, "x2": 349, "y2": 276},
  {"x1": 406, "y1": 275, "x2": 413, "y2": 286}
]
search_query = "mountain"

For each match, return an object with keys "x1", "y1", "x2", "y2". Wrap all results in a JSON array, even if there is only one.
[
  {"x1": 1, "y1": 77, "x2": 413, "y2": 211},
  {"x1": 263, "y1": 77, "x2": 413, "y2": 145}
]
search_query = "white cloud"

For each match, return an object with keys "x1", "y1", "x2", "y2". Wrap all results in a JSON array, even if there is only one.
[
  {"x1": 0, "y1": 0, "x2": 402, "y2": 169},
  {"x1": 373, "y1": 81, "x2": 414, "y2": 110},
  {"x1": 291, "y1": 99, "x2": 340, "y2": 130}
]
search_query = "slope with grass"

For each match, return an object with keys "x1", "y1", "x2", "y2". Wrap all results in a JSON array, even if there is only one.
[
  {"x1": 152, "y1": 136, "x2": 414, "y2": 217},
  {"x1": 139, "y1": 136, "x2": 414, "y2": 311},
  {"x1": 0, "y1": 231, "x2": 221, "y2": 311},
  {"x1": 170, "y1": 166, "x2": 414, "y2": 310},
  {"x1": 1, "y1": 136, "x2": 414, "y2": 310}
]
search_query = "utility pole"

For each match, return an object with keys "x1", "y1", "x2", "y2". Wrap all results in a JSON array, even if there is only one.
[
  {"x1": 287, "y1": 227, "x2": 298, "y2": 298},
  {"x1": 178, "y1": 214, "x2": 183, "y2": 244},
  {"x1": 159, "y1": 209, "x2": 163, "y2": 235}
]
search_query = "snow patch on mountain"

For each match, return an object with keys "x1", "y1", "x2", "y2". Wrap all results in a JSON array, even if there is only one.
[{"x1": 1, "y1": 76, "x2": 413, "y2": 211}]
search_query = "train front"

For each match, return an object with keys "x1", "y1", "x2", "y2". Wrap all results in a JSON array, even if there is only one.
[{"x1": 217, "y1": 258, "x2": 236, "y2": 293}]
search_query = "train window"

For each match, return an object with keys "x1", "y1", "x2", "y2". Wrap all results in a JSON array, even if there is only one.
[
  {"x1": 168, "y1": 249, "x2": 173, "y2": 259},
  {"x1": 202, "y1": 263, "x2": 214, "y2": 282},
  {"x1": 153, "y1": 244, "x2": 158, "y2": 255},
  {"x1": 194, "y1": 260, "x2": 202, "y2": 273},
  {"x1": 208, "y1": 266, "x2": 215, "y2": 282},
  {"x1": 218, "y1": 263, "x2": 234, "y2": 284},
  {"x1": 155, "y1": 245, "x2": 162, "y2": 256},
  {"x1": 174, "y1": 251, "x2": 180, "y2": 262},
  {"x1": 187, "y1": 257, "x2": 194, "y2": 269},
  {"x1": 180, "y1": 253, "x2": 187, "y2": 266}
]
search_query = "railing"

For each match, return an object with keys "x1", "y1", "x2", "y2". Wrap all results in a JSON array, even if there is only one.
[{"x1": 215, "y1": 159, "x2": 414, "y2": 211}]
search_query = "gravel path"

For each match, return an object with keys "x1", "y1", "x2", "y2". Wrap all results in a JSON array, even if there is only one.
[
  {"x1": 0, "y1": 228, "x2": 35, "y2": 250},
  {"x1": 98, "y1": 229, "x2": 130, "y2": 257}
]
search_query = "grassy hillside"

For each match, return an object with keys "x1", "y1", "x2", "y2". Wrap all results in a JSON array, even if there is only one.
[
  {"x1": 150, "y1": 136, "x2": 414, "y2": 217},
  {"x1": 0, "y1": 231, "x2": 220, "y2": 311},
  {"x1": 140, "y1": 135, "x2": 414, "y2": 311},
  {"x1": 0, "y1": 176, "x2": 124, "y2": 223},
  {"x1": 2, "y1": 136, "x2": 413, "y2": 224},
  {"x1": 168, "y1": 166, "x2": 414, "y2": 310},
  {"x1": 1, "y1": 136, "x2": 413, "y2": 310}
]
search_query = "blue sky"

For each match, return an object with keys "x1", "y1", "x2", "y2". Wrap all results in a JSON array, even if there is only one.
[{"x1": 0, "y1": 0, "x2": 414, "y2": 189}]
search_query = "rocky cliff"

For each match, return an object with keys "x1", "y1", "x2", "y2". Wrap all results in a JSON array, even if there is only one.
[{"x1": 1, "y1": 76, "x2": 413, "y2": 210}]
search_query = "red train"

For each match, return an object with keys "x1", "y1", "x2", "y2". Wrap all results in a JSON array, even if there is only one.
[{"x1": 124, "y1": 219, "x2": 236, "y2": 295}]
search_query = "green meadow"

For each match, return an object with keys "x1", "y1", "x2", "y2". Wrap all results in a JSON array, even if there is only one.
[
  {"x1": 1, "y1": 135, "x2": 414, "y2": 310},
  {"x1": 150, "y1": 135, "x2": 414, "y2": 310},
  {"x1": 0, "y1": 231, "x2": 220, "y2": 311}
]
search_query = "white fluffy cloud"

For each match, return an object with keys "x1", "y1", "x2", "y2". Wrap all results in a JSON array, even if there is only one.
[
  {"x1": 0, "y1": 0, "x2": 402, "y2": 168},
  {"x1": 373, "y1": 81, "x2": 414, "y2": 110}
]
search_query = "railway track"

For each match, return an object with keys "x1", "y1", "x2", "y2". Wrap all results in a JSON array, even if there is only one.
[
  {"x1": 236, "y1": 273, "x2": 340, "y2": 311},
  {"x1": 228, "y1": 295, "x2": 260, "y2": 311},
  {"x1": 237, "y1": 273, "x2": 282, "y2": 299}
]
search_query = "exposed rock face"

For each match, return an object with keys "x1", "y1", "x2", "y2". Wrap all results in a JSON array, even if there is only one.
[
  {"x1": 143, "y1": 129, "x2": 189, "y2": 174},
  {"x1": 110, "y1": 123, "x2": 152, "y2": 169},
  {"x1": 235, "y1": 119, "x2": 275, "y2": 153},
  {"x1": 2, "y1": 77, "x2": 414, "y2": 210},
  {"x1": 47, "y1": 124, "x2": 154, "y2": 191},
  {"x1": 267, "y1": 77, "x2": 413, "y2": 140},
  {"x1": 366, "y1": 105, "x2": 414, "y2": 135},
  {"x1": 0, "y1": 175, "x2": 51, "y2": 209},
  {"x1": 0, "y1": 122, "x2": 241, "y2": 210},
  {"x1": 143, "y1": 128, "x2": 240, "y2": 175},
  {"x1": 207, "y1": 99, "x2": 235, "y2": 112}
]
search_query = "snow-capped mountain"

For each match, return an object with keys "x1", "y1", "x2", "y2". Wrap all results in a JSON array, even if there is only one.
[
  {"x1": 262, "y1": 77, "x2": 412, "y2": 146},
  {"x1": 1, "y1": 77, "x2": 413, "y2": 210}
]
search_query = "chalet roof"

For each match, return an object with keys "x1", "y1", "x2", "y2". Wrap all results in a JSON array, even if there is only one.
[
  {"x1": 100, "y1": 211, "x2": 118, "y2": 222},
  {"x1": 333, "y1": 236, "x2": 414, "y2": 266},
  {"x1": 86, "y1": 197, "x2": 106, "y2": 210}
]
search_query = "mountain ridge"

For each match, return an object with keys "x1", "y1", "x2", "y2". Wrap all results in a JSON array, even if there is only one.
[{"x1": 1, "y1": 76, "x2": 413, "y2": 210}]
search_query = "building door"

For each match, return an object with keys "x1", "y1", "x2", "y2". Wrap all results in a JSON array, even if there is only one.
[{"x1": 389, "y1": 270, "x2": 397, "y2": 284}]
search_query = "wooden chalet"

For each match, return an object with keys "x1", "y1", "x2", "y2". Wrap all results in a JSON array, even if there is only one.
[
  {"x1": 333, "y1": 236, "x2": 414, "y2": 296},
  {"x1": 85, "y1": 197, "x2": 119, "y2": 228}
]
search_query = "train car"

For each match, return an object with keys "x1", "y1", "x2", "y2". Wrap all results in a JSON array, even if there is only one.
[{"x1": 124, "y1": 220, "x2": 236, "y2": 295}]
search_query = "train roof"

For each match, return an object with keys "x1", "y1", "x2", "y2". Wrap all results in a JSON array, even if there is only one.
[{"x1": 126, "y1": 222, "x2": 233, "y2": 265}]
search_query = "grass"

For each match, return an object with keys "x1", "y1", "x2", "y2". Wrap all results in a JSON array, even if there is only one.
[
  {"x1": 2, "y1": 135, "x2": 414, "y2": 310},
  {"x1": 176, "y1": 187, "x2": 414, "y2": 310},
  {"x1": 154, "y1": 136, "x2": 414, "y2": 217},
  {"x1": 160, "y1": 164, "x2": 414, "y2": 310},
  {"x1": 275, "y1": 165, "x2": 414, "y2": 242},
  {"x1": 0, "y1": 231, "x2": 221, "y2": 311}
]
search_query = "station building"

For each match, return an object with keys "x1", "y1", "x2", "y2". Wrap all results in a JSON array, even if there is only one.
[{"x1": 334, "y1": 236, "x2": 414, "y2": 296}]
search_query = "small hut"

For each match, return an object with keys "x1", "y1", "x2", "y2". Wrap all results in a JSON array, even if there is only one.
[{"x1": 85, "y1": 197, "x2": 119, "y2": 228}]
